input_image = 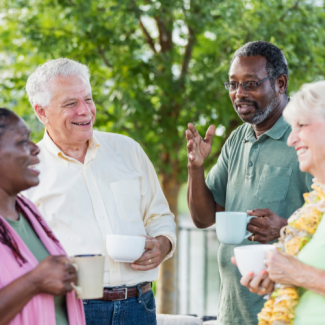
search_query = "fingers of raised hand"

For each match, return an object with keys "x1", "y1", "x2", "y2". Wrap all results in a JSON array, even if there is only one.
[
  {"x1": 205, "y1": 125, "x2": 216, "y2": 144},
  {"x1": 186, "y1": 139, "x2": 195, "y2": 156},
  {"x1": 185, "y1": 129, "x2": 194, "y2": 141},
  {"x1": 187, "y1": 123, "x2": 199, "y2": 137}
]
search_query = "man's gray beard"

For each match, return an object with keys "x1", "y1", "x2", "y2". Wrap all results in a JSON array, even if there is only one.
[{"x1": 238, "y1": 96, "x2": 279, "y2": 125}]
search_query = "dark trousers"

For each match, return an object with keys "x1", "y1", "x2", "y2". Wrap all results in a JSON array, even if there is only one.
[{"x1": 83, "y1": 285, "x2": 157, "y2": 325}]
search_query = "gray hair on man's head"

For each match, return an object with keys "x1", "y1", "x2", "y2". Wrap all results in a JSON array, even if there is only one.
[
  {"x1": 231, "y1": 41, "x2": 289, "y2": 93},
  {"x1": 26, "y1": 58, "x2": 91, "y2": 108},
  {"x1": 283, "y1": 81, "x2": 325, "y2": 124}
]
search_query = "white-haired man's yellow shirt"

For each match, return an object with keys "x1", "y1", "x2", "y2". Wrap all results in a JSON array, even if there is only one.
[{"x1": 23, "y1": 130, "x2": 176, "y2": 287}]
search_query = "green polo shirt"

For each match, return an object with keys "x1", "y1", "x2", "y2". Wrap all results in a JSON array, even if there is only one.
[{"x1": 206, "y1": 115, "x2": 313, "y2": 325}]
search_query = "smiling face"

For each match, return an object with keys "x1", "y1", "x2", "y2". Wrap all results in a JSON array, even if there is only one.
[
  {"x1": 229, "y1": 56, "x2": 280, "y2": 125},
  {"x1": 287, "y1": 116, "x2": 325, "y2": 180},
  {"x1": 35, "y1": 75, "x2": 96, "y2": 148},
  {"x1": 0, "y1": 117, "x2": 40, "y2": 195}
]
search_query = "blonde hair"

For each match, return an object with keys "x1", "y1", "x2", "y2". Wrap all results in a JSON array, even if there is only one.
[
  {"x1": 26, "y1": 58, "x2": 91, "y2": 108},
  {"x1": 283, "y1": 81, "x2": 325, "y2": 124}
]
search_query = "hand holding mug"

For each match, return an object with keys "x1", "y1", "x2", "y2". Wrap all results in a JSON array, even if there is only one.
[
  {"x1": 30, "y1": 255, "x2": 77, "y2": 296},
  {"x1": 247, "y1": 209, "x2": 288, "y2": 244},
  {"x1": 231, "y1": 257, "x2": 274, "y2": 295},
  {"x1": 132, "y1": 235, "x2": 171, "y2": 271},
  {"x1": 265, "y1": 248, "x2": 302, "y2": 285}
]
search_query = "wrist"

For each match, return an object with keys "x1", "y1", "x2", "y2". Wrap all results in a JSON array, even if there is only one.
[
  {"x1": 275, "y1": 217, "x2": 288, "y2": 237},
  {"x1": 280, "y1": 217, "x2": 288, "y2": 228},
  {"x1": 27, "y1": 269, "x2": 43, "y2": 295},
  {"x1": 156, "y1": 235, "x2": 172, "y2": 257},
  {"x1": 188, "y1": 164, "x2": 204, "y2": 174},
  {"x1": 289, "y1": 258, "x2": 306, "y2": 287}
]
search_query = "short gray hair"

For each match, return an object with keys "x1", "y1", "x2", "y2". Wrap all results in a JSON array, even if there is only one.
[
  {"x1": 26, "y1": 58, "x2": 91, "y2": 107},
  {"x1": 283, "y1": 81, "x2": 325, "y2": 124},
  {"x1": 232, "y1": 41, "x2": 289, "y2": 93}
]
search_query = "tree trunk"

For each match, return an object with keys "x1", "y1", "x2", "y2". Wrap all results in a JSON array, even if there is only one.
[{"x1": 156, "y1": 172, "x2": 181, "y2": 314}]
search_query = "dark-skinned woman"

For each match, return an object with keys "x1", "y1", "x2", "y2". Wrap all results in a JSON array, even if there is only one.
[{"x1": 0, "y1": 108, "x2": 85, "y2": 325}]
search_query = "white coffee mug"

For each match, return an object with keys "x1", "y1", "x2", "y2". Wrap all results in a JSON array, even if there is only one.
[
  {"x1": 234, "y1": 244, "x2": 275, "y2": 276},
  {"x1": 216, "y1": 212, "x2": 257, "y2": 245},
  {"x1": 106, "y1": 235, "x2": 146, "y2": 263},
  {"x1": 70, "y1": 254, "x2": 105, "y2": 299}
]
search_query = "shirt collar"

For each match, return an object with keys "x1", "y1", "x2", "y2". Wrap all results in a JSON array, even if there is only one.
[
  {"x1": 243, "y1": 114, "x2": 289, "y2": 143},
  {"x1": 264, "y1": 115, "x2": 290, "y2": 140},
  {"x1": 43, "y1": 130, "x2": 100, "y2": 164}
]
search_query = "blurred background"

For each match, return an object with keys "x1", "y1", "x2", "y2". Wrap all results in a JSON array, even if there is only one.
[{"x1": 1, "y1": 0, "x2": 325, "y2": 317}]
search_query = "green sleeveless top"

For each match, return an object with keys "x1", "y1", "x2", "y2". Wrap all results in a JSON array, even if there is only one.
[
  {"x1": 6, "y1": 214, "x2": 69, "y2": 325},
  {"x1": 294, "y1": 213, "x2": 325, "y2": 325}
]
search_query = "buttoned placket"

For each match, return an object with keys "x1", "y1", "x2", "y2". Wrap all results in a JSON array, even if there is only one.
[
  {"x1": 244, "y1": 131, "x2": 264, "y2": 179},
  {"x1": 82, "y1": 157, "x2": 122, "y2": 286},
  {"x1": 60, "y1": 144, "x2": 122, "y2": 286}
]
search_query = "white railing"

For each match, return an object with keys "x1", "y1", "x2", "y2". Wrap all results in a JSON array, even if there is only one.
[{"x1": 177, "y1": 215, "x2": 220, "y2": 320}]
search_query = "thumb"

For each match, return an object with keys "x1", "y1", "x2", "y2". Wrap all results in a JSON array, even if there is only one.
[
  {"x1": 247, "y1": 209, "x2": 267, "y2": 217},
  {"x1": 205, "y1": 125, "x2": 216, "y2": 144}
]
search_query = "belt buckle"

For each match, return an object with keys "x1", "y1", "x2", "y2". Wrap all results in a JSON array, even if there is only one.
[{"x1": 113, "y1": 287, "x2": 128, "y2": 301}]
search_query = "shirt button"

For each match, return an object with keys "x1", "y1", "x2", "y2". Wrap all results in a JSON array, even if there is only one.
[
  {"x1": 253, "y1": 144, "x2": 258, "y2": 149},
  {"x1": 248, "y1": 161, "x2": 253, "y2": 167}
]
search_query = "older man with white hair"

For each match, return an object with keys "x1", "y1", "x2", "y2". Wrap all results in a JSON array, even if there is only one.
[{"x1": 23, "y1": 58, "x2": 176, "y2": 325}]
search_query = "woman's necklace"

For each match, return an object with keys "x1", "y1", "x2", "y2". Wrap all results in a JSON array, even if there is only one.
[{"x1": 258, "y1": 180, "x2": 325, "y2": 325}]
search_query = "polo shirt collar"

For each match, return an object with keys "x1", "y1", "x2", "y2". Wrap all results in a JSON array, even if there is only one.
[
  {"x1": 43, "y1": 130, "x2": 100, "y2": 163},
  {"x1": 244, "y1": 114, "x2": 289, "y2": 143},
  {"x1": 264, "y1": 115, "x2": 290, "y2": 140}
]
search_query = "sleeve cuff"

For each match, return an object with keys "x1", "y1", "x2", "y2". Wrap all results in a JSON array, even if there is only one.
[{"x1": 152, "y1": 231, "x2": 177, "y2": 262}]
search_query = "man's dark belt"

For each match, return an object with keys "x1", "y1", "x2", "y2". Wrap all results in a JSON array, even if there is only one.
[{"x1": 95, "y1": 282, "x2": 152, "y2": 301}]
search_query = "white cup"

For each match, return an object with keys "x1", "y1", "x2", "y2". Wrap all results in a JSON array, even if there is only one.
[
  {"x1": 216, "y1": 212, "x2": 257, "y2": 245},
  {"x1": 106, "y1": 235, "x2": 146, "y2": 263},
  {"x1": 234, "y1": 245, "x2": 275, "y2": 276},
  {"x1": 70, "y1": 254, "x2": 105, "y2": 299}
]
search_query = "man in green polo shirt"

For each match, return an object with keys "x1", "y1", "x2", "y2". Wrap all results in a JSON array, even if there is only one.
[{"x1": 186, "y1": 41, "x2": 313, "y2": 325}]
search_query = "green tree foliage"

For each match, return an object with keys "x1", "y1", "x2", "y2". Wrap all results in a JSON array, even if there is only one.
[
  {"x1": 0, "y1": 0, "x2": 324, "y2": 182},
  {"x1": 0, "y1": 0, "x2": 324, "y2": 313}
]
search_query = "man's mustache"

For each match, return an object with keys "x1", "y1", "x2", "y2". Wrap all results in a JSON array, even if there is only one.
[{"x1": 235, "y1": 100, "x2": 258, "y2": 110}]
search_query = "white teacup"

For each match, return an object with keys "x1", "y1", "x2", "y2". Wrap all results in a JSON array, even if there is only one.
[
  {"x1": 234, "y1": 245, "x2": 275, "y2": 276},
  {"x1": 70, "y1": 254, "x2": 105, "y2": 299},
  {"x1": 106, "y1": 235, "x2": 146, "y2": 263}
]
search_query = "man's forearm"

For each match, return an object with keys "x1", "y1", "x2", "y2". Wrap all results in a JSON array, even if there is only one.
[{"x1": 187, "y1": 165, "x2": 216, "y2": 228}]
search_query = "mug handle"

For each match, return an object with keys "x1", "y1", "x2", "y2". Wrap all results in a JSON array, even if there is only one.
[
  {"x1": 70, "y1": 262, "x2": 82, "y2": 298},
  {"x1": 244, "y1": 215, "x2": 257, "y2": 239},
  {"x1": 71, "y1": 262, "x2": 78, "y2": 271},
  {"x1": 71, "y1": 283, "x2": 83, "y2": 299}
]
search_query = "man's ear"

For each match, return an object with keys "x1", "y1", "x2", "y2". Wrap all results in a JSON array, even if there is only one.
[
  {"x1": 34, "y1": 104, "x2": 47, "y2": 124},
  {"x1": 276, "y1": 74, "x2": 288, "y2": 95}
]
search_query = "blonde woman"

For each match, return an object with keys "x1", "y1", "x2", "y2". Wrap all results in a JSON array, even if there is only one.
[{"x1": 233, "y1": 80, "x2": 325, "y2": 325}]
